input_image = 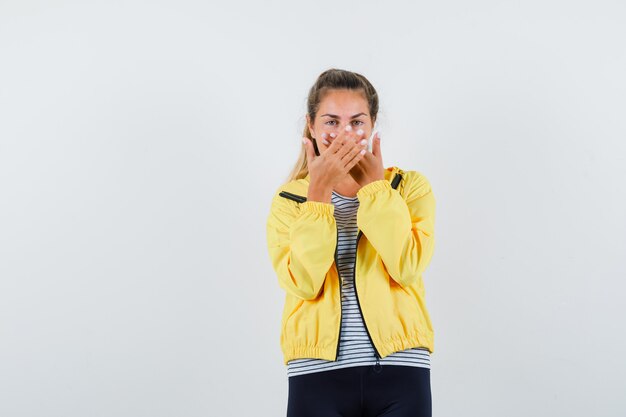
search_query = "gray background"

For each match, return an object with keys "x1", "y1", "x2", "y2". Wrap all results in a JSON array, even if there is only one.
[{"x1": 1, "y1": 1, "x2": 624, "y2": 416}]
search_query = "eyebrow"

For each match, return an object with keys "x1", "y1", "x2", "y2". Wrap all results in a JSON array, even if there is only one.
[{"x1": 320, "y1": 113, "x2": 368, "y2": 119}]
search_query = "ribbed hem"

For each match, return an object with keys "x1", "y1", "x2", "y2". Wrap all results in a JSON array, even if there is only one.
[
  {"x1": 356, "y1": 179, "x2": 391, "y2": 198},
  {"x1": 282, "y1": 345, "x2": 338, "y2": 365},
  {"x1": 375, "y1": 329, "x2": 435, "y2": 357},
  {"x1": 300, "y1": 200, "x2": 335, "y2": 216},
  {"x1": 281, "y1": 330, "x2": 435, "y2": 365}
]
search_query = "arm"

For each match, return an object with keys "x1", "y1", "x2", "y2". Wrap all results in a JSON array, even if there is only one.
[
  {"x1": 356, "y1": 171, "x2": 436, "y2": 288},
  {"x1": 266, "y1": 192, "x2": 337, "y2": 300}
]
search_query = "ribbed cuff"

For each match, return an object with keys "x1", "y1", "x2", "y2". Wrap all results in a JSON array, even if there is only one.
[
  {"x1": 300, "y1": 200, "x2": 335, "y2": 216},
  {"x1": 356, "y1": 179, "x2": 391, "y2": 198}
]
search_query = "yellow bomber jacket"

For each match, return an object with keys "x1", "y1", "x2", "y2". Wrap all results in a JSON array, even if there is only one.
[{"x1": 266, "y1": 166, "x2": 436, "y2": 365}]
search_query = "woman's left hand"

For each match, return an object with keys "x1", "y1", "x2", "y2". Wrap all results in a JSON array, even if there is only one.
[{"x1": 349, "y1": 131, "x2": 385, "y2": 187}]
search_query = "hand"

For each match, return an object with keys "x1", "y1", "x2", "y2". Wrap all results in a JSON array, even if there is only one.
[
  {"x1": 302, "y1": 131, "x2": 368, "y2": 192},
  {"x1": 348, "y1": 131, "x2": 385, "y2": 187}
]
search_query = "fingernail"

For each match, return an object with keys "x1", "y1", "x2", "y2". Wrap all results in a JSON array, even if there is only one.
[
  {"x1": 360, "y1": 149, "x2": 366, "y2": 155},
  {"x1": 330, "y1": 133, "x2": 336, "y2": 138},
  {"x1": 357, "y1": 129, "x2": 364, "y2": 136},
  {"x1": 323, "y1": 139, "x2": 330, "y2": 145},
  {"x1": 321, "y1": 133, "x2": 328, "y2": 139},
  {"x1": 345, "y1": 125, "x2": 352, "y2": 131},
  {"x1": 360, "y1": 139, "x2": 367, "y2": 146}
]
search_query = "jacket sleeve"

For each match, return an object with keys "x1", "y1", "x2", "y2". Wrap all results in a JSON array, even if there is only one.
[
  {"x1": 266, "y1": 192, "x2": 337, "y2": 300},
  {"x1": 356, "y1": 171, "x2": 436, "y2": 288}
]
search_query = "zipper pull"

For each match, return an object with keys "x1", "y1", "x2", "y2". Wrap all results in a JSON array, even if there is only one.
[{"x1": 373, "y1": 354, "x2": 382, "y2": 373}]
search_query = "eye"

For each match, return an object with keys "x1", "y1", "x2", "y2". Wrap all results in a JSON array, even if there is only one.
[
  {"x1": 352, "y1": 120, "x2": 365, "y2": 126},
  {"x1": 325, "y1": 120, "x2": 338, "y2": 126}
]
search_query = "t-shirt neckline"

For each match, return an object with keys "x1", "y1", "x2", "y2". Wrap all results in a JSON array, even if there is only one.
[{"x1": 332, "y1": 190, "x2": 358, "y2": 200}]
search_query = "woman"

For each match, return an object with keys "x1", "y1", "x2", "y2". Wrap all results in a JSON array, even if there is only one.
[{"x1": 266, "y1": 68, "x2": 436, "y2": 417}]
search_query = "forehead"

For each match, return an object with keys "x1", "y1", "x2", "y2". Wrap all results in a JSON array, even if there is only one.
[{"x1": 318, "y1": 89, "x2": 369, "y2": 115}]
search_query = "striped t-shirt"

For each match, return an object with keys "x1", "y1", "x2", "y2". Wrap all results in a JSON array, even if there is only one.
[{"x1": 287, "y1": 189, "x2": 431, "y2": 378}]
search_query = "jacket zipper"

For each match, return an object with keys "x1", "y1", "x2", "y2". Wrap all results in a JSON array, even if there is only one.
[
  {"x1": 334, "y1": 226, "x2": 342, "y2": 361},
  {"x1": 352, "y1": 229, "x2": 382, "y2": 369}
]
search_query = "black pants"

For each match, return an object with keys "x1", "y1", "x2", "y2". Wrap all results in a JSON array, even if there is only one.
[{"x1": 287, "y1": 364, "x2": 431, "y2": 417}]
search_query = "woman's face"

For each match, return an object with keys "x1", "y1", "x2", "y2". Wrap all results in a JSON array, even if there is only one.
[{"x1": 307, "y1": 89, "x2": 374, "y2": 152}]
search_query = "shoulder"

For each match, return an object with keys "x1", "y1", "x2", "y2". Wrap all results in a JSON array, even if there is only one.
[
  {"x1": 390, "y1": 166, "x2": 433, "y2": 199},
  {"x1": 267, "y1": 177, "x2": 310, "y2": 220},
  {"x1": 277, "y1": 177, "x2": 309, "y2": 197},
  {"x1": 270, "y1": 177, "x2": 309, "y2": 204}
]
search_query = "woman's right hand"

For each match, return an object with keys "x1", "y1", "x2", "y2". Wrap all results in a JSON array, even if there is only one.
[{"x1": 302, "y1": 130, "x2": 367, "y2": 202}]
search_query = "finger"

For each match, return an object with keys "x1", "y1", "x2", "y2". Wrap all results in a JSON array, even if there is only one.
[
  {"x1": 344, "y1": 146, "x2": 367, "y2": 170},
  {"x1": 350, "y1": 136, "x2": 368, "y2": 156},
  {"x1": 342, "y1": 140, "x2": 367, "y2": 164},
  {"x1": 372, "y1": 132, "x2": 382, "y2": 158},
  {"x1": 345, "y1": 128, "x2": 365, "y2": 146},
  {"x1": 330, "y1": 127, "x2": 346, "y2": 143},
  {"x1": 322, "y1": 132, "x2": 337, "y2": 147},
  {"x1": 355, "y1": 128, "x2": 366, "y2": 141},
  {"x1": 302, "y1": 137, "x2": 316, "y2": 163},
  {"x1": 327, "y1": 134, "x2": 348, "y2": 154},
  {"x1": 341, "y1": 142, "x2": 367, "y2": 166},
  {"x1": 336, "y1": 136, "x2": 359, "y2": 159}
]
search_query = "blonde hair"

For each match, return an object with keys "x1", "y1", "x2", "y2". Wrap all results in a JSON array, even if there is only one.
[{"x1": 285, "y1": 68, "x2": 379, "y2": 183}]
